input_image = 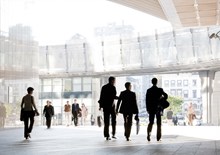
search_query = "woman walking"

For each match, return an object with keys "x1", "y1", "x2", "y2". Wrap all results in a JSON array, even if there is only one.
[{"x1": 21, "y1": 87, "x2": 39, "y2": 139}]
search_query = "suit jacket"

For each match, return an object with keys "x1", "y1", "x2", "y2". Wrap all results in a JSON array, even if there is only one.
[
  {"x1": 146, "y1": 85, "x2": 168, "y2": 113},
  {"x1": 43, "y1": 105, "x2": 54, "y2": 118},
  {"x1": 72, "y1": 103, "x2": 80, "y2": 114},
  {"x1": 116, "y1": 90, "x2": 139, "y2": 114},
  {"x1": 99, "y1": 83, "x2": 117, "y2": 111}
]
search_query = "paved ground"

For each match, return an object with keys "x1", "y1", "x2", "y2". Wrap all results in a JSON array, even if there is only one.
[{"x1": 0, "y1": 125, "x2": 220, "y2": 155}]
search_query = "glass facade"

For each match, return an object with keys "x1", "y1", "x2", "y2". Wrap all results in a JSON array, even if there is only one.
[{"x1": 39, "y1": 77, "x2": 92, "y2": 125}]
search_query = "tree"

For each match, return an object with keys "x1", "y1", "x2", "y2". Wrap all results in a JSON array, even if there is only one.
[{"x1": 167, "y1": 96, "x2": 183, "y2": 115}]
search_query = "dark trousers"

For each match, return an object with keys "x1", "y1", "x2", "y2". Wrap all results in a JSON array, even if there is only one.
[
  {"x1": 147, "y1": 112, "x2": 162, "y2": 140},
  {"x1": 23, "y1": 111, "x2": 35, "y2": 138},
  {"x1": 103, "y1": 108, "x2": 116, "y2": 138},
  {"x1": 46, "y1": 117, "x2": 52, "y2": 128},
  {"x1": 72, "y1": 112, "x2": 78, "y2": 126},
  {"x1": 123, "y1": 114, "x2": 133, "y2": 138}
]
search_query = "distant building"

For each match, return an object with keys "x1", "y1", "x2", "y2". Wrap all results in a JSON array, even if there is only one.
[
  {"x1": 94, "y1": 23, "x2": 134, "y2": 37},
  {"x1": 9, "y1": 24, "x2": 33, "y2": 41},
  {"x1": 161, "y1": 73, "x2": 202, "y2": 115}
]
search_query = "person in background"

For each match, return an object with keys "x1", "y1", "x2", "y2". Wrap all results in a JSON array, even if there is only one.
[
  {"x1": 64, "y1": 101, "x2": 71, "y2": 126},
  {"x1": 98, "y1": 76, "x2": 118, "y2": 140},
  {"x1": 172, "y1": 115, "x2": 178, "y2": 126},
  {"x1": 91, "y1": 114, "x2": 95, "y2": 126},
  {"x1": 72, "y1": 99, "x2": 81, "y2": 126},
  {"x1": 80, "y1": 103, "x2": 88, "y2": 126},
  {"x1": 0, "y1": 103, "x2": 6, "y2": 128},
  {"x1": 146, "y1": 78, "x2": 168, "y2": 142},
  {"x1": 43, "y1": 101, "x2": 54, "y2": 129},
  {"x1": 188, "y1": 102, "x2": 195, "y2": 126},
  {"x1": 21, "y1": 87, "x2": 39, "y2": 139},
  {"x1": 116, "y1": 82, "x2": 139, "y2": 141}
]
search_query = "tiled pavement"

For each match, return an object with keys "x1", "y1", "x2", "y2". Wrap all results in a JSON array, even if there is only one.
[{"x1": 0, "y1": 125, "x2": 220, "y2": 155}]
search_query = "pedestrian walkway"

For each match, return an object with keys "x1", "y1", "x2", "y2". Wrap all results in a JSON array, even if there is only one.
[{"x1": 0, "y1": 126, "x2": 219, "y2": 155}]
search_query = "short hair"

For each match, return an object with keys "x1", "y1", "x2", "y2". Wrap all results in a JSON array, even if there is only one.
[
  {"x1": 108, "y1": 76, "x2": 115, "y2": 83},
  {"x1": 152, "y1": 78, "x2": 158, "y2": 85},
  {"x1": 27, "y1": 87, "x2": 34, "y2": 94},
  {"x1": 125, "y1": 82, "x2": 131, "y2": 89}
]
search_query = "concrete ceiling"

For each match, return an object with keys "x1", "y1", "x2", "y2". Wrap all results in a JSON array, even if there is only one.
[{"x1": 108, "y1": 0, "x2": 220, "y2": 28}]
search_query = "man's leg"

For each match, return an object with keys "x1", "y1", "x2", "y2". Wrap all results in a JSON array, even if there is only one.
[
  {"x1": 28, "y1": 114, "x2": 35, "y2": 133},
  {"x1": 103, "y1": 111, "x2": 110, "y2": 139},
  {"x1": 48, "y1": 117, "x2": 52, "y2": 128},
  {"x1": 73, "y1": 113, "x2": 77, "y2": 126},
  {"x1": 111, "y1": 109, "x2": 116, "y2": 138},
  {"x1": 123, "y1": 114, "x2": 128, "y2": 137},
  {"x1": 156, "y1": 113, "x2": 162, "y2": 141},
  {"x1": 147, "y1": 113, "x2": 155, "y2": 141},
  {"x1": 126, "y1": 114, "x2": 133, "y2": 140},
  {"x1": 76, "y1": 115, "x2": 78, "y2": 126},
  {"x1": 24, "y1": 113, "x2": 29, "y2": 138}
]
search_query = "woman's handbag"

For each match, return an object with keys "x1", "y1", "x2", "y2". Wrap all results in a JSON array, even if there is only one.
[{"x1": 20, "y1": 109, "x2": 24, "y2": 121}]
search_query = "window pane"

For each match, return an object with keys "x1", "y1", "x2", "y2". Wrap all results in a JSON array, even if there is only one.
[
  {"x1": 183, "y1": 80, "x2": 188, "y2": 86},
  {"x1": 83, "y1": 84, "x2": 91, "y2": 91},
  {"x1": 73, "y1": 78, "x2": 82, "y2": 84},
  {"x1": 43, "y1": 86, "x2": 52, "y2": 92},
  {"x1": 53, "y1": 78, "x2": 62, "y2": 85},
  {"x1": 63, "y1": 79, "x2": 72, "y2": 92},
  {"x1": 73, "y1": 84, "x2": 81, "y2": 91},
  {"x1": 43, "y1": 79, "x2": 52, "y2": 85},
  {"x1": 171, "y1": 80, "x2": 175, "y2": 87}
]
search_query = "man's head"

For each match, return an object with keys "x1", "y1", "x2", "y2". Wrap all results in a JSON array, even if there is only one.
[
  {"x1": 74, "y1": 99, "x2": 77, "y2": 103},
  {"x1": 125, "y1": 82, "x2": 131, "y2": 90},
  {"x1": 108, "y1": 76, "x2": 116, "y2": 85},
  {"x1": 151, "y1": 78, "x2": 158, "y2": 86},
  {"x1": 67, "y1": 101, "x2": 69, "y2": 104},
  {"x1": 27, "y1": 87, "x2": 34, "y2": 94},
  {"x1": 46, "y1": 100, "x2": 50, "y2": 105}
]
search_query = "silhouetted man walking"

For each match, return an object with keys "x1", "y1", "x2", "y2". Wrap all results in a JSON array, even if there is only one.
[
  {"x1": 72, "y1": 99, "x2": 80, "y2": 126},
  {"x1": 43, "y1": 101, "x2": 54, "y2": 129},
  {"x1": 116, "y1": 82, "x2": 139, "y2": 141},
  {"x1": 146, "y1": 78, "x2": 168, "y2": 141},
  {"x1": 99, "y1": 76, "x2": 118, "y2": 140}
]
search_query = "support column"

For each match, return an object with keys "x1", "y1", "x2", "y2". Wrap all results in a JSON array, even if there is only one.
[
  {"x1": 199, "y1": 71, "x2": 214, "y2": 125},
  {"x1": 91, "y1": 78, "x2": 101, "y2": 125}
]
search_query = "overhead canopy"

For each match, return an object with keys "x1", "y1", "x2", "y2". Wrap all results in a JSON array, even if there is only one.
[{"x1": 109, "y1": 0, "x2": 219, "y2": 28}]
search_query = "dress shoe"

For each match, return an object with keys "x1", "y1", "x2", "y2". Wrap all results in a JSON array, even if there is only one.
[
  {"x1": 147, "y1": 135, "x2": 151, "y2": 142},
  {"x1": 106, "y1": 137, "x2": 111, "y2": 140},
  {"x1": 112, "y1": 136, "x2": 117, "y2": 139},
  {"x1": 126, "y1": 137, "x2": 131, "y2": 141}
]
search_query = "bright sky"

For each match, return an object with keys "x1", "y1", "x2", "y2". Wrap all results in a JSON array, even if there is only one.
[{"x1": 1, "y1": 0, "x2": 172, "y2": 45}]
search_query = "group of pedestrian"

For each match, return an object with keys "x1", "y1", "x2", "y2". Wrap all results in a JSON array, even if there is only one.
[
  {"x1": 99, "y1": 76, "x2": 168, "y2": 141},
  {"x1": 64, "y1": 99, "x2": 88, "y2": 126},
  {"x1": 20, "y1": 76, "x2": 168, "y2": 142},
  {"x1": 43, "y1": 99, "x2": 88, "y2": 128}
]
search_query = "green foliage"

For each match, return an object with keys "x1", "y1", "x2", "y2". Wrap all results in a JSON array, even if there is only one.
[{"x1": 167, "y1": 96, "x2": 183, "y2": 115}]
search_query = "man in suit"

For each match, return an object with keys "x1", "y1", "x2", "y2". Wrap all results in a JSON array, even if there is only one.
[
  {"x1": 99, "y1": 76, "x2": 118, "y2": 140},
  {"x1": 43, "y1": 101, "x2": 54, "y2": 129},
  {"x1": 72, "y1": 99, "x2": 81, "y2": 126},
  {"x1": 146, "y1": 78, "x2": 168, "y2": 141},
  {"x1": 116, "y1": 82, "x2": 139, "y2": 141}
]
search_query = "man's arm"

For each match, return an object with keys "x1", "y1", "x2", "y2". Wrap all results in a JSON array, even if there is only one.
[
  {"x1": 114, "y1": 86, "x2": 119, "y2": 99},
  {"x1": 21, "y1": 97, "x2": 24, "y2": 108},
  {"x1": 116, "y1": 92, "x2": 122, "y2": 113},
  {"x1": 98, "y1": 87, "x2": 104, "y2": 109},
  {"x1": 162, "y1": 89, "x2": 168, "y2": 100},
  {"x1": 133, "y1": 92, "x2": 139, "y2": 114},
  {"x1": 145, "y1": 90, "x2": 149, "y2": 112}
]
